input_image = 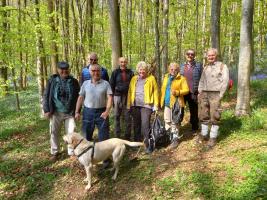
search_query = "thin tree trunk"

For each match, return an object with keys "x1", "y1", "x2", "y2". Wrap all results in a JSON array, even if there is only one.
[
  {"x1": 154, "y1": 0, "x2": 161, "y2": 83},
  {"x1": 162, "y1": 0, "x2": 169, "y2": 75},
  {"x1": 0, "y1": 0, "x2": 8, "y2": 96},
  {"x1": 86, "y1": 0, "x2": 93, "y2": 50},
  {"x1": 195, "y1": 0, "x2": 199, "y2": 53},
  {"x1": 48, "y1": 0, "x2": 58, "y2": 74},
  {"x1": 211, "y1": 0, "x2": 221, "y2": 58},
  {"x1": 108, "y1": 0, "x2": 122, "y2": 69},
  {"x1": 235, "y1": 0, "x2": 254, "y2": 116},
  {"x1": 22, "y1": 0, "x2": 28, "y2": 88},
  {"x1": 201, "y1": 0, "x2": 207, "y2": 64},
  {"x1": 71, "y1": 0, "x2": 79, "y2": 77},
  {"x1": 11, "y1": 68, "x2": 20, "y2": 110},
  {"x1": 34, "y1": 0, "x2": 45, "y2": 117}
]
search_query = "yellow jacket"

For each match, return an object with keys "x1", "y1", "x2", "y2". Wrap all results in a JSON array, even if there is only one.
[
  {"x1": 127, "y1": 75, "x2": 159, "y2": 109},
  {"x1": 160, "y1": 73, "x2": 189, "y2": 108}
]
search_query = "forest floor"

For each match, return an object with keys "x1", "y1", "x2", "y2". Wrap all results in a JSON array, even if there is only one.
[{"x1": 1, "y1": 80, "x2": 267, "y2": 200}]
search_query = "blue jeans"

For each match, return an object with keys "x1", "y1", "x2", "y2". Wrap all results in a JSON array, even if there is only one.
[{"x1": 82, "y1": 107, "x2": 110, "y2": 141}]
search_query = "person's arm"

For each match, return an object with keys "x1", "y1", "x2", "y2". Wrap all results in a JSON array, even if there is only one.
[
  {"x1": 75, "y1": 95, "x2": 84, "y2": 120},
  {"x1": 100, "y1": 94, "x2": 113, "y2": 119}
]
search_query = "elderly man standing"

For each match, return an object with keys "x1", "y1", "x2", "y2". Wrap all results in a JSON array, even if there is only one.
[
  {"x1": 80, "y1": 52, "x2": 109, "y2": 84},
  {"x1": 160, "y1": 63, "x2": 189, "y2": 149},
  {"x1": 198, "y1": 48, "x2": 229, "y2": 148},
  {"x1": 180, "y1": 49, "x2": 203, "y2": 132},
  {"x1": 110, "y1": 57, "x2": 134, "y2": 139},
  {"x1": 75, "y1": 64, "x2": 113, "y2": 142},
  {"x1": 43, "y1": 61, "x2": 80, "y2": 161}
]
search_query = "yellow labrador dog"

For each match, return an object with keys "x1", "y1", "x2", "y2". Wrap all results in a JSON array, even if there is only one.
[{"x1": 63, "y1": 132, "x2": 144, "y2": 190}]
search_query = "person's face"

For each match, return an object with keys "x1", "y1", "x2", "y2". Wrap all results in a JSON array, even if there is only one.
[
  {"x1": 185, "y1": 51, "x2": 195, "y2": 62},
  {"x1": 58, "y1": 68, "x2": 69, "y2": 79},
  {"x1": 138, "y1": 68, "x2": 147, "y2": 79},
  {"x1": 207, "y1": 50, "x2": 217, "y2": 64},
  {"x1": 119, "y1": 58, "x2": 127, "y2": 69},
  {"x1": 169, "y1": 65, "x2": 179, "y2": 76},
  {"x1": 90, "y1": 66, "x2": 101, "y2": 81},
  {"x1": 88, "y1": 55, "x2": 98, "y2": 65}
]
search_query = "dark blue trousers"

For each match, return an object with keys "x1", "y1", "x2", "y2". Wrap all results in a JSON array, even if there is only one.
[{"x1": 82, "y1": 107, "x2": 110, "y2": 141}]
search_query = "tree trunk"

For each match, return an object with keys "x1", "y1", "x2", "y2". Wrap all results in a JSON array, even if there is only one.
[
  {"x1": 154, "y1": 0, "x2": 161, "y2": 84},
  {"x1": 162, "y1": 0, "x2": 169, "y2": 76},
  {"x1": 86, "y1": 0, "x2": 93, "y2": 50},
  {"x1": 0, "y1": 0, "x2": 8, "y2": 96},
  {"x1": 48, "y1": 0, "x2": 58, "y2": 74},
  {"x1": 195, "y1": 0, "x2": 199, "y2": 53},
  {"x1": 108, "y1": 0, "x2": 122, "y2": 70},
  {"x1": 11, "y1": 68, "x2": 21, "y2": 110},
  {"x1": 210, "y1": 0, "x2": 221, "y2": 58},
  {"x1": 235, "y1": 0, "x2": 254, "y2": 116},
  {"x1": 201, "y1": 0, "x2": 207, "y2": 64},
  {"x1": 34, "y1": 0, "x2": 45, "y2": 117}
]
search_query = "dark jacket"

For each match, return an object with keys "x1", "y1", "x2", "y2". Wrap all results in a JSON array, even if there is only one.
[
  {"x1": 180, "y1": 61, "x2": 203, "y2": 94},
  {"x1": 110, "y1": 68, "x2": 134, "y2": 96},
  {"x1": 43, "y1": 74, "x2": 80, "y2": 115},
  {"x1": 81, "y1": 65, "x2": 109, "y2": 84}
]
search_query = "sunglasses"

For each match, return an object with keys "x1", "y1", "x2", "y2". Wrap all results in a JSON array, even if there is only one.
[
  {"x1": 90, "y1": 59, "x2": 98, "y2": 61},
  {"x1": 186, "y1": 53, "x2": 195, "y2": 56}
]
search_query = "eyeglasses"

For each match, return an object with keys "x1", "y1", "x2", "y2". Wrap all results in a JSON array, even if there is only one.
[
  {"x1": 186, "y1": 53, "x2": 195, "y2": 56},
  {"x1": 90, "y1": 59, "x2": 98, "y2": 62}
]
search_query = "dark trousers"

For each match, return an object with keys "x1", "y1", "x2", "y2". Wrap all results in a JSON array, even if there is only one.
[
  {"x1": 184, "y1": 93, "x2": 199, "y2": 130},
  {"x1": 113, "y1": 95, "x2": 132, "y2": 139},
  {"x1": 82, "y1": 107, "x2": 110, "y2": 141},
  {"x1": 131, "y1": 106, "x2": 152, "y2": 147}
]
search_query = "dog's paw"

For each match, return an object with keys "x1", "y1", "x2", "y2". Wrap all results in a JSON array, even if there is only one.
[{"x1": 85, "y1": 185, "x2": 91, "y2": 191}]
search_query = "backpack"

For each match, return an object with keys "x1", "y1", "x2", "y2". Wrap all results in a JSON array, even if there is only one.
[
  {"x1": 148, "y1": 114, "x2": 170, "y2": 151},
  {"x1": 220, "y1": 63, "x2": 234, "y2": 91}
]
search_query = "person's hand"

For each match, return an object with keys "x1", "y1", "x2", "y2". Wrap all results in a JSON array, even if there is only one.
[
  {"x1": 44, "y1": 112, "x2": 51, "y2": 119},
  {"x1": 100, "y1": 111, "x2": 109, "y2": 119},
  {"x1": 172, "y1": 90, "x2": 179, "y2": 96},
  {"x1": 75, "y1": 112, "x2": 81, "y2": 120}
]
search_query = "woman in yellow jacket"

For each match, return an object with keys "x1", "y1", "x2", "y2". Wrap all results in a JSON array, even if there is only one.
[
  {"x1": 127, "y1": 61, "x2": 159, "y2": 153},
  {"x1": 160, "y1": 62, "x2": 189, "y2": 149}
]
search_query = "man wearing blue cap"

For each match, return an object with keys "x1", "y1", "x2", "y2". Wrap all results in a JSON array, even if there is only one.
[{"x1": 43, "y1": 61, "x2": 80, "y2": 161}]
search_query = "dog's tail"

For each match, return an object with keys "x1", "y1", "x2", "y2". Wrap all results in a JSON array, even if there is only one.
[{"x1": 122, "y1": 140, "x2": 144, "y2": 147}]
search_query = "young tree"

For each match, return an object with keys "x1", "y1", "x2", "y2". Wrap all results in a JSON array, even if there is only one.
[
  {"x1": 108, "y1": 0, "x2": 122, "y2": 69},
  {"x1": 235, "y1": 0, "x2": 254, "y2": 116},
  {"x1": 162, "y1": 0, "x2": 169, "y2": 76}
]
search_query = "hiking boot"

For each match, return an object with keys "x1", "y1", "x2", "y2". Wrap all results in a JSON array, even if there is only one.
[
  {"x1": 196, "y1": 134, "x2": 206, "y2": 144},
  {"x1": 169, "y1": 140, "x2": 179, "y2": 149},
  {"x1": 145, "y1": 146, "x2": 153, "y2": 154},
  {"x1": 50, "y1": 153, "x2": 60, "y2": 162},
  {"x1": 207, "y1": 138, "x2": 217, "y2": 149}
]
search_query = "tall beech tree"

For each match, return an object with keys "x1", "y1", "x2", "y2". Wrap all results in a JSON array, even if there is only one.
[
  {"x1": 235, "y1": 0, "x2": 254, "y2": 116},
  {"x1": 108, "y1": 0, "x2": 122, "y2": 69}
]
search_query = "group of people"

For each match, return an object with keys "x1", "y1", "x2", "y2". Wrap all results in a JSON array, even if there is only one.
[{"x1": 43, "y1": 48, "x2": 229, "y2": 161}]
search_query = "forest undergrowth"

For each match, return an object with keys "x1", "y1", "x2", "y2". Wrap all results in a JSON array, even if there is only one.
[{"x1": 0, "y1": 80, "x2": 267, "y2": 200}]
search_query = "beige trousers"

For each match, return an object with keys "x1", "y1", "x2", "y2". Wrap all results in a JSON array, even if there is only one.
[{"x1": 49, "y1": 112, "x2": 75, "y2": 155}]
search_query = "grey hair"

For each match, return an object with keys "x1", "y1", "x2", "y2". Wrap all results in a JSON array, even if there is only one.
[
  {"x1": 89, "y1": 64, "x2": 101, "y2": 71},
  {"x1": 136, "y1": 61, "x2": 149, "y2": 72},
  {"x1": 207, "y1": 48, "x2": 218, "y2": 56}
]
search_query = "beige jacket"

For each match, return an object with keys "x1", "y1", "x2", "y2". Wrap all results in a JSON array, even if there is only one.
[{"x1": 198, "y1": 61, "x2": 229, "y2": 98}]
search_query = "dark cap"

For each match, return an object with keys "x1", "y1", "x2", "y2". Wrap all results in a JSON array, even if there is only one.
[{"x1": 57, "y1": 61, "x2": 69, "y2": 69}]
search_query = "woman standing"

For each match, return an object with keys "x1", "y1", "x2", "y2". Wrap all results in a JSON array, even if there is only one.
[{"x1": 127, "y1": 61, "x2": 159, "y2": 153}]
